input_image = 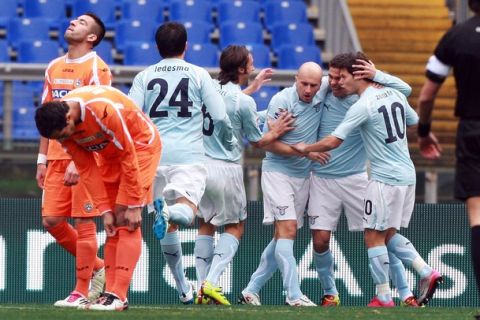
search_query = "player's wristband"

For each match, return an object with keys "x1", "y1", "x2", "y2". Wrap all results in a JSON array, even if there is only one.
[
  {"x1": 37, "y1": 153, "x2": 47, "y2": 165},
  {"x1": 417, "y1": 122, "x2": 431, "y2": 138}
]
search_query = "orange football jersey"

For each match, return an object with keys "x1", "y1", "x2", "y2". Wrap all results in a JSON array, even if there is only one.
[{"x1": 61, "y1": 86, "x2": 161, "y2": 213}]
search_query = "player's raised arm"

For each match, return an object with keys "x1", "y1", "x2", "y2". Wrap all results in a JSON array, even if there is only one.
[{"x1": 353, "y1": 59, "x2": 412, "y2": 97}]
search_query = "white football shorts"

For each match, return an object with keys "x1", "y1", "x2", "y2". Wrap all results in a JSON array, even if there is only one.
[
  {"x1": 262, "y1": 171, "x2": 309, "y2": 229},
  {"x1": 308, "y1": 172, "x2": 367, "y2": 231},
  {"x1": 363, "y1": 180, "x2": 415, "y2": 231},
  {"x1": 198, "y1": 158, "x2": 247, "y2": 226},
  {"x1": 147, "y1": 164, "x2": 207, "y2": 212}
]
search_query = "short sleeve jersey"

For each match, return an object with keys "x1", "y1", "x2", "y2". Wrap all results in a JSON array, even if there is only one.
[
  {"x1": 332, "y1": 86, "x2": 418, "y2": 185},
  {"x1": 62, "y1": 86, "x2": 160, "y2": 213},
  {"x1": 42, "y1": 51, "x2": 112, "y2": 160},
  {"x1": 204, "y1": 81, "x2": 262, "y2": 163},
  {"x1": 129, "y1": 58, "x2": 230, "y2": 166},
  {"x1": 428, "y1": 15, "x2": 480, "y2": 118}
]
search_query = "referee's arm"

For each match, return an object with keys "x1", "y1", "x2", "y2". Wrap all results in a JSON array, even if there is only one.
[{"x1": 417, "y1": 55, "x2": 449, "y2": 159}]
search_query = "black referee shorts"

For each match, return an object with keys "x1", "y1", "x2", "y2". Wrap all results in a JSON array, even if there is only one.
[{"x1": 455, "y1": 119, "x2": 480, "y2": 201}]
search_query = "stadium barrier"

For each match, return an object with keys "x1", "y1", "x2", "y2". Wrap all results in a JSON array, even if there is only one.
[{"x1": 0, "y1": 199, "x2": 477, "y2": 306}]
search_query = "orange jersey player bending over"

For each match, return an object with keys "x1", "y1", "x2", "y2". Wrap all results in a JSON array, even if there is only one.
[{"x1": 35, "y1": 85, "x2": 162, "y2": 312}]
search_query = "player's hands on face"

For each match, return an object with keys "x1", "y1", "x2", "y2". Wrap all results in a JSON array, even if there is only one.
[
  {"x1": 103, "y1": 211, "x2": 116, "y2": 236},
  {"x1": 352, "y1": 59, "x2": 377, "y2": 80},
  {"x1": 64, "y1": 160, "x2": 80, "y2": 186},
  {"x1": 292, "y1": 142, "x2": 309, "y2": 154},
  {"x1": 125, "y1": 207, "x2": 142, "y2": 231},
  {"x1": 307, "y1": 151, "x2": 331, "y2": 165},
  {"x1": 36, "y1": 164, "x2": 47, "y2": 189},
  {"x1": 418, "y1": 132, "x2": 442, "y2": 160},
  {"x1": 267, "y1": 110, "x2": 295, "y2": 137}
]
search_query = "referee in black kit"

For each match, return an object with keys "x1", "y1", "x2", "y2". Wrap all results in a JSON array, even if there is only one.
[{"x1": 417, "y1": 0, "x2": 480, "y2": 295}]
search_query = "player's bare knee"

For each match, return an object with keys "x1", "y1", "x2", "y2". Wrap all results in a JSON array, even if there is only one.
[
  {"x1": 275, "y1": 220, "x2": 297, "y2": 239},
  {"x1": 198, "y1": 219, "x2": 215, "y2": 235},
  {"x1": 225, "y1": 222, "x2": 245, "y2": 240},
  {"x1": 312, "y1": 230, "x2": 331, "y2": 253},
  {"x1": 385, "y1": 228, "x2": 398, "y2": 243}
]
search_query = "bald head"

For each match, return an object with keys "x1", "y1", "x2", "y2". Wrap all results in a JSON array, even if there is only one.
[
  {"x1": 295, "y1": 62, "x2": 323, "y2": 103},
  {"x1": 298, "y1": 62, "x2": 323, "y2": 79}
]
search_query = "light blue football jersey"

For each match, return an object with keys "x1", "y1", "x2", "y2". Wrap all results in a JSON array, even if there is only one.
[
  {"x1": 332, "y1": 86, "x2": 419, "y2": 185},
  {"x1": 204, "y1": 81, "x2": 262, "y2": 163},
  {"x1": 312, "y1": 93, "x2": 364, "y2": 178},
  {"x1": 129, "y1": 58, "x2": 234, "y2": 165},
  {"x1": 262, "y1": 82, "x2": 328, "y2": 178},
  {"x1": 313, "y1": 71, "x2": 413, "y2": 178}
]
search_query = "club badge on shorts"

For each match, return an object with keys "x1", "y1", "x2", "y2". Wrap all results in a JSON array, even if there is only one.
[
  {"x1": 276, "y1": 205, "x2": 288, "y2": 216},
  {"x1": 84, "y1": 202, "x2": 94, "y2": 213}
]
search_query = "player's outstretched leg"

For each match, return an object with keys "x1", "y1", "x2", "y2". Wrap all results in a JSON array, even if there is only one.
[{"x1": 387, "y1": 233, "x2": 443, "y2": 305}]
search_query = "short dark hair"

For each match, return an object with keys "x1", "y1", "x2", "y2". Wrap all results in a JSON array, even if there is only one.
[
  {"x1": 218, "y1": 45, "x2": 250, "y2": 85},
  {"x1": 155, "y1": 22, "x2": 187, "y2": 58},
  {"x1": 329, "y1": 51, "x2": 370, "y2": 75},
  {"x1": 84, "y1": 12, "x2": 105, "y2": 47},
  {"x1": 35, "y1": 101, "x2": 70, "y2": 138},
  {"x1": 469, "y1": 0, "x2": 480, "y2": 13}
]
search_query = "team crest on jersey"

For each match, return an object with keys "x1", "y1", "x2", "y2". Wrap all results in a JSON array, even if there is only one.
[
  {"x1": 313, "y1": 103, "x2": 321, "y2": 112},
  {"x1": 84, "y1": 202, "x2": 94, "y2": 213},
  {"x1": 74, "y1": 79, "x2": 82, "y2": 87}
]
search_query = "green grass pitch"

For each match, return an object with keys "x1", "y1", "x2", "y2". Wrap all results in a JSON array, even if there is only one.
[{"x1": 0, "y1": 305, "x2": 479, "y2": 320}]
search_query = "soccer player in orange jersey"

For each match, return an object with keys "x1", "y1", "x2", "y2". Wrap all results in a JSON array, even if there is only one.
[
  {"x1": 35, "y1": 13, "x2": 112, "y2": 307},
  {"x1": 35, "y1": 85, "x2": 162, "y2": 311}
]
